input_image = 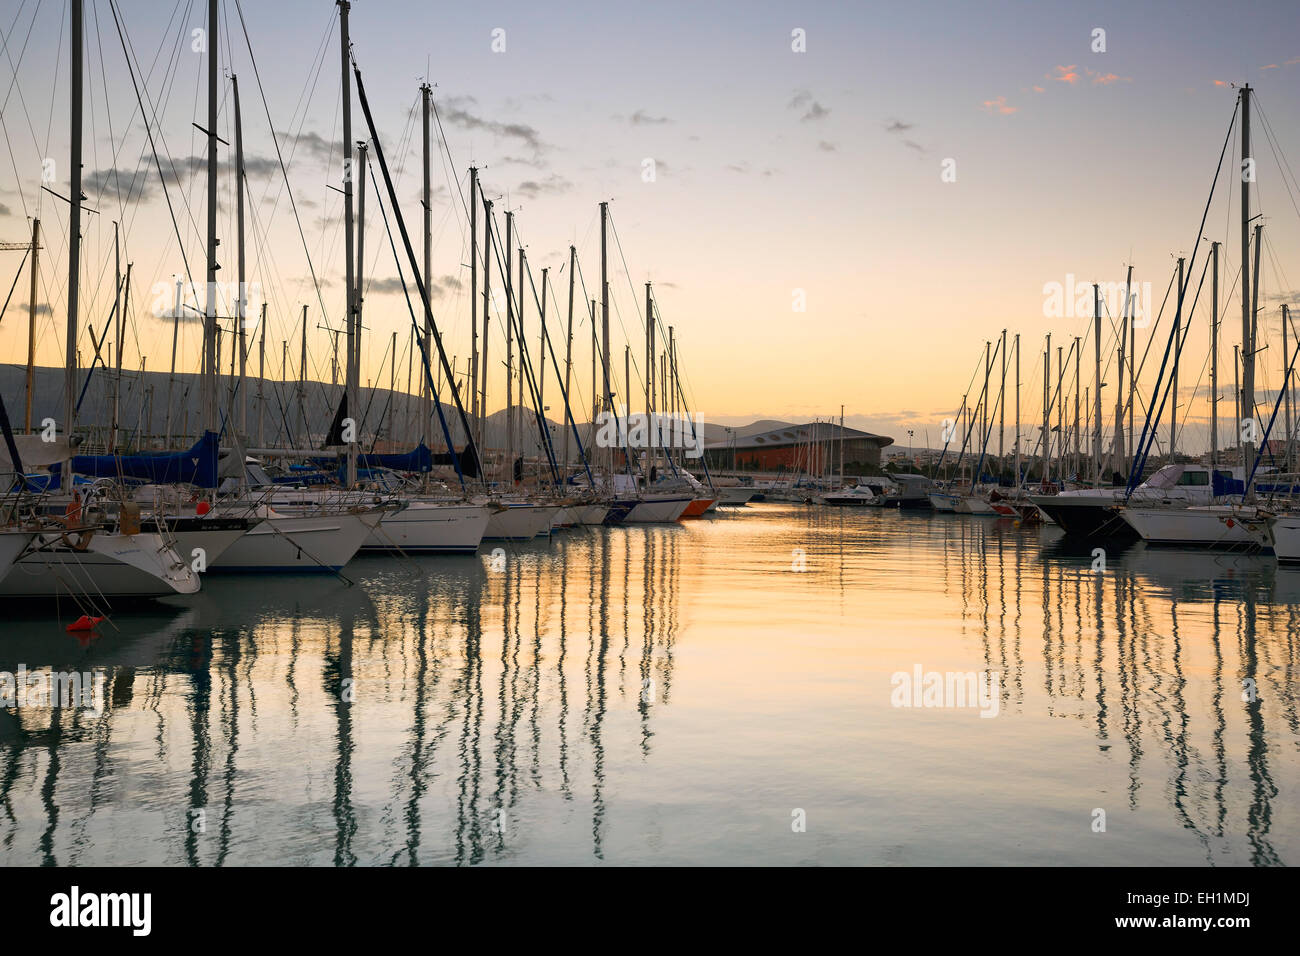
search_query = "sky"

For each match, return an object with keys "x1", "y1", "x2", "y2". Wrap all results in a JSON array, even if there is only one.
[{"x1": 1, "y1": 0, "x2": 1299, "y2": 453}]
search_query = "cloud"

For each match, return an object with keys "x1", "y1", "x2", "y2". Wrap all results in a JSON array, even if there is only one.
[
  {"x1": 801, "y1": 101, "x2": 829, "y2": 122},
  {"x1": 1051, "y1": 65, "x2": 1079, "y2": 84},
  {"x1": 903, "y1": 139, "x2": 925, "y2": 152},
  {"x1": 278, "y1": 129, "x2": 343, "y2": 163},
  {"x1": 1214, "y1": 79, "x2": 1231, "y2": 86},
  {"x1": 883, "y1": 119, "x2": 913, "y2": 133},
  {"x1": 83, "y1": 163, "x2": 183, "y2": 202},
  {"x1": 979, "y1": 95, "x2": 1017, "y2": 115},
  {"x1": 817, "y1": 141, "x2": 836, "y2": 152},
  {"x1": 515, "y1": 174, "x2": 572, "y2": 199},
  {"x1": 1032, "y1": 85, "x2": 1045, "y2": 93},
  {"x1": 438, "y1": 96, "x2": 544, "y2": 154},
  {"x1": 499, "y1": 155, "x2": 546, "y2": 168},
  {"x1": 1287, "y1": 56, "x2": 1300, "y2": 66},
  {"x1": 18, "y1": 302, "x2": 52, "y2": 315},
  {"x1": 364, "y1": 274, "x2": 461, "y2": 299},
  {"x1": 788, "y1": 89, "x2": 829, "y2": 122},
  {"x1": 0, "y1": 202, "x2": 10, "y2": 216},
  {"x1": 1085, "y1": 67, "x2": 1129, "y2": 85},
  {"x1": 725, "y1": 162, "x2": 749, "y2": 173},
  {"x1": 1261, "y1": 63, "x2": 1279, "y2": 70},
  {"x1": 629, "y1": 109, "x2": 671, "y2": 125}
]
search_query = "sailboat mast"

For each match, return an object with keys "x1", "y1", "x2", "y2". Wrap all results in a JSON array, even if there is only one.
[
  {"x1": 1283, "y1": 303, "x2": 1289, "y2": 472},
  {"x1": 233, "y1": 74, "x2": 248, "y2": 438},
  {"x1": 355, "y1": 141, "x2": 367, "y2": 462},
  {"x1": 257, "y1": 303, "x2": 266, "y2": 448},
  {"x1": 420, "y1": 82, "x2": 432, "y2": 450},
  {"x1": 1172, "y1": 256, "x2": 1183, "y2": 464},
  {"x1": 339, "y1": 1, "x2": 358, "y2": 486},
  {"x1": 202, "y1": 0, "x2": 218, "y2": 434},
  {"x1": 600, "y1": 202, "x2": 611, "y2": 475},
  {"x1": 299, "y1": 304, "x2": 308, "y2": 442},
  {"x1": 563, "y1": 245, "x2": 575, "y2": 471},
  {"x1": 1013, "y1": 333, "x2": 1020, "y2": 486},
  {"x1": 24, "y1": 217, "x2": 39, "y2": 432},
  {"x1": 646, "y1": 282, "x2": 654, "y2": 471},
  {"x1": 1240, "y1": 84, "x2": 1254, "y2": 491},
  {"x1": 505, "y1": 214, "x2": 514, "y2": 473},
  {"x1": 1211, "y1": 242, "x2": 1219, "y2": 472},
  {"x1": 469, "y1": 166, "x2": 478, "y2": 439},
  {"x1": 1093, "y1": 283, "x2": 1101, "y2": 484},
  {"x1": 1041, "y1": 337, "x2": 1049, "y2": 481},
  {"x1": 999, "y1": 329, "x2": 1006, "y2": 471},
  {"x1": 481, "y1": 197, "x2": 492, "y2": 455},
  {"x1": 111, "y1": 221, "x2": 121, "y2": 452},
  {"x1": 541, "y1": 267, "x2": 549, "y2": 414},
  {"x1": 61, "y1": 0, "x2": 83, "y2": 470}
]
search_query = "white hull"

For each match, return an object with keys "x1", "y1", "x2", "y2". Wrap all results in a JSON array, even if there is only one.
[
  {"x1": 715, "y1": 487, "x2": 757, "y2": 506},
  {"x1": 484, "y1": 504, "x2": 554, "y2": 540},
  {"x1": 0, "y1": 531, "x2": 35, "y2": 586},
  {"x1": 626, "y1": 495, "x2": 691, "y2": 523},
  {"x1": 1269, "y1": 515, "x2": 1300, "y2": 562},
  {"x1": 167, "y1": 527, "x2": 253, "y2": 569},
  {"x1": 0, "y1": 532, "x2": 200, "y2": 597},
  {"x1": 361, "y1": 501, "x2": 489, "y2": 554},
  {"x1": 577, "y1": 504, "x2": 610, "y2": 525},
  {"x1": 955, "y1": 495, "x2": 998, "y2": 515},
  {"x1": 212, "y1": 511, "x2": 381, "y2": 572},
  {"x1": 1121, "y1": 505, "x2": 1259, "y2": 549},
  {"x1": 928, "y1": 492, "x2": 960, "y2": 512}
]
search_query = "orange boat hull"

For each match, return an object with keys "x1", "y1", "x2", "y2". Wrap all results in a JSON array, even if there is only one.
[{"x1": 680, "y1": 498, "x2": 716, "y2": 518}]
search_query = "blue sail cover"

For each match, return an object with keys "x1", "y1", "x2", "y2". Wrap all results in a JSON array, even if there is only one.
[
  {"x1": 52, "y1": 431, "x2": 220, "y2": 488},
  {"x1": 358, "y1": 444, "x2": 434, "y2": 473}
]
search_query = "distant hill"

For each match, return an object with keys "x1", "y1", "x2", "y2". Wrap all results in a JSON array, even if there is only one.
[{"x1": 0, "y1": 365, "x2": 859, "y2": 462}]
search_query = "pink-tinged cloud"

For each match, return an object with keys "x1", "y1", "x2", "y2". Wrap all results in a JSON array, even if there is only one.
[
  {"x1": 1052, "y1": 65, "x2": 1079, "y2": 84},
  {"x1": 1214, "y1": 79, "x2": 1230, "y2": 86},
  {"x1": 1286, "y1": 56, "x2": 1300, "y2": 65},
  {"x1": 1032, "y1": 85, "x2": 1045, "y2": 93},
  {"x1": 980, "y1": 95, "x2": 1017, "y2": 115},
  {"x1": 1089, "y1": 70, "x2": 1127, "y2": 85},
  {"x1": 1261, "y1": 63, "x2": 1279, "y2": 70}
]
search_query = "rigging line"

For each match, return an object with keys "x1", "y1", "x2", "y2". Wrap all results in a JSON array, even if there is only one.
[
  {"x1": 232, "y1": 0, "x2": 333, "y2": 328},
  {"x1": 1252, "y1": 93, "x2": 1300, "y2": 227},
  {"x1": 480, "y1": 211, "x2": 562, "y2": 483},
  {"x1": 358, "y1": 79, "x2": 476, "y2": 490},
  {"x1": 0, "y1": 0, "x2": 36, "y2": 113},
  {"x1": 107, "y1": 0, "x2": 199, "y2": 327},
  {"x1": 0, "y1": 1, "x2": 46, "y2": 222},
  {"x1": 0, "y1": 0, "x2": 39, "y2": 220},
  {"x1": 0, "y1": 245, "x2": 32, "y2": 330},
  {"x1": 1128, "y1": 96, "x2": 1240, "y2": 494}
]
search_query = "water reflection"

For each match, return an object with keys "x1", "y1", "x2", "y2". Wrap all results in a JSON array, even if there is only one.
[{"x1": 0, "y1": 507, "x2": 1296, "y2": 865}]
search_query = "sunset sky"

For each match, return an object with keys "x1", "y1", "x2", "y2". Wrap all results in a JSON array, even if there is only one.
[{"x1": 1, "y1": 0, "x2": 1298, "y2": 452}]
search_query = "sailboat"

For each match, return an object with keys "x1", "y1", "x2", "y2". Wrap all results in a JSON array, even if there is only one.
[
  {"x1": 1118, "y1": 85, "x2": 1296, "y2": 550},
  {"x1": 2, "y1": 1, "x2": 197, "y2": 601}
]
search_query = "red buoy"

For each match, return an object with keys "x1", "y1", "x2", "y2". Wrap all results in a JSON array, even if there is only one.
[{"x1": 196, "y1": 500, "x2": 211, "y2": 516}]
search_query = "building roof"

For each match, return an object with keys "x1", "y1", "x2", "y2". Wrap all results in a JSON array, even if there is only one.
[{"x1": 704, "y1": 421, "x2": 894, "y2": 451}]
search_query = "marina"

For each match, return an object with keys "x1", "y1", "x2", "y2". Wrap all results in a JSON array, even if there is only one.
[{"x1": 0, "y1": 0, "x2": 1297, "y2": 904}]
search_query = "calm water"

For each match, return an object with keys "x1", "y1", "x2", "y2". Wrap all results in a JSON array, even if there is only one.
[{"x1": 1, "y1": 503, "x2": 1297, "y2": 865}]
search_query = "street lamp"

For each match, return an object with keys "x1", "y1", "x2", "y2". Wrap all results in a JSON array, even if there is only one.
[{"x1": 907, "y1": 430, "x2": 913, "y2": 465}]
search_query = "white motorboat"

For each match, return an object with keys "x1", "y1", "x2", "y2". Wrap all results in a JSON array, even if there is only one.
[
  {"x1": 1120, "y1": 503, "x2": 1262, "y2": 549},
  {"x1": 819, "y1": 484, "x2": 877, "y2": 506}
]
